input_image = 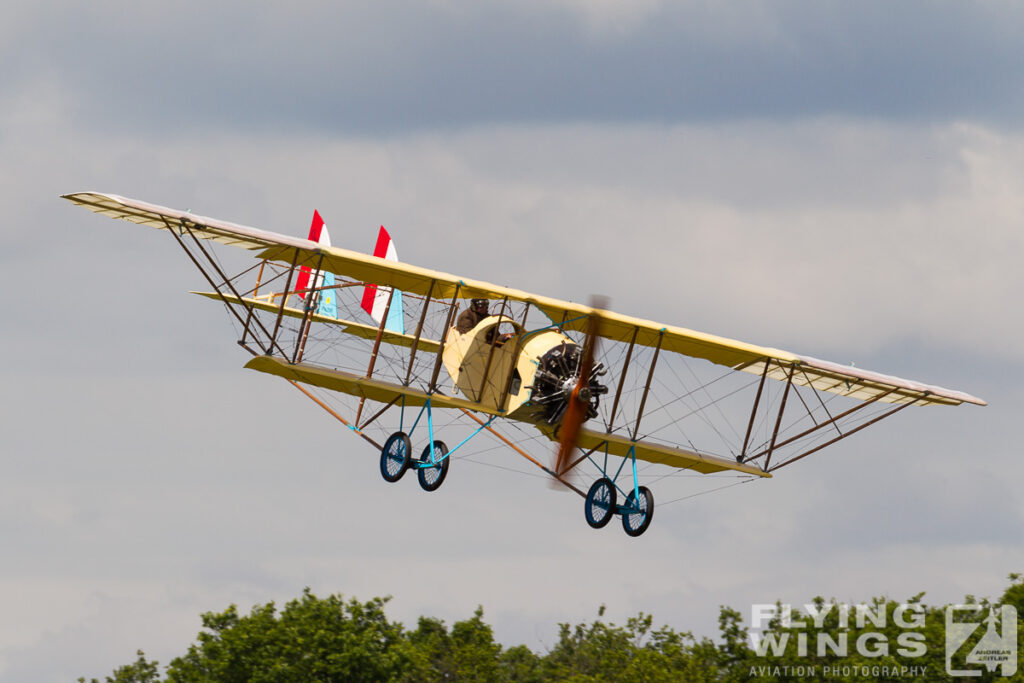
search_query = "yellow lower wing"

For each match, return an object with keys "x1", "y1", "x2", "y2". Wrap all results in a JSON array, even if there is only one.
[
  {"x1": 244, "y1": 356, "x2": 769, "y2": 478},
  {"x1": 533, "y1": 424, "x2": 769, "y2": 478},
  {"x1": 245, "y1": 356, "x2": 498, "y2": 414},
  {"x1": 192, "y1": 291, "x2": 439, "y2": 352}
]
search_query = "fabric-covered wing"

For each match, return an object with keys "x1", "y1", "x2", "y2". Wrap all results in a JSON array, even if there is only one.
[
  {"x1": 63, "y1": 191, "x2": 311, "y2": 251},
  {"x1": 532, "y1": 424, "x2": 770, "y2": 478},
  {"x1": 742, "y1": 355, "x2": 980, "y2": 407},
  {"x1": 190, "y1": 291, "x2": 439, "y2": 352},
  {"x1": 244, "y1": 357, "x2": 769, "y2": 478},
  {"x1": 245, "y1": 356, "x2": 473, "y2": 410},
  {"x1": 64, "y1": 191, "x2": 985, "y2": 408}
]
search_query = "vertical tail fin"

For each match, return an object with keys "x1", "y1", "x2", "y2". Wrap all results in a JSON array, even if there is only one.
[
  {"x1": 294, "y1": 210, "x2": 337, "y2": 318},
  {"x1": 361, "y1": 226, "x2": 405, "y2": 333}
]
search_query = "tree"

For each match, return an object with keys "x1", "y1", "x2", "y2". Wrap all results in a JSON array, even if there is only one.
[
  {"x1": 400, "y1": 607, "x2": 507, "y2": 682},
  {"x1": 541, "y1": 605, "x2": 718, "y2": 682},
  {"x1": 84, "y1": 574, "x2": 1024, "y2": 682},
  {"x1": 78, "y1": 650, "x2": 160, "y2": 683},
  {"x1": 165, "y1": 589, "x2": 409, "y2": 682}
]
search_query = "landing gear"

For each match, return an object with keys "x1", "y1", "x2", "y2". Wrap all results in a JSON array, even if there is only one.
[
  {"x1": 621, "y1": 486, "x2": 654, "y2": 537},
  {"x1": 380, "y1": 432, "x2": 412, "y2": 483},
  {"x1": 379, "y1": 432, "x2": 451, "y2": 492},
  {"x1": 582, "y1": 480, "x2": 655, "y2": 536},
  {"x1": 417, "y1": 440, "x2": 449, "y2": 492},
  {"x1": 580, "y1": 442, "x2": 655, "y2": 537},
  {"x1": 584, "y1": 477, "x2": 616, "y2": 528},
  {"x1": 378, "y1": 399, "x2": 494, "y2": 493}
]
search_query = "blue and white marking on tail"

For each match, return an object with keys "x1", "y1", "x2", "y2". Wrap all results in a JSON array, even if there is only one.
[{"x1": 361, "y1": 226, "x2": 405, "y2": 334}]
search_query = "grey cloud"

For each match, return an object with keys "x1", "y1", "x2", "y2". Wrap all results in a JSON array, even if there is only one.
[
  {"x1": 3, "y1": 21, "x2": 1022, "y2": 674},
  {"x1": 9, "y1": 1, "x2": 1024, "y2": 136}
]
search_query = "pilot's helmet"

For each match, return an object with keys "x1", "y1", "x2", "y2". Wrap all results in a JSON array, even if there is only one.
[{"x1": 471, "y1": 298, "x2": 488, "y2": 308}]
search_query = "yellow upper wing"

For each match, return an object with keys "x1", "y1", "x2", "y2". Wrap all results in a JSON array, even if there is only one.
[{"x1": 64, "y1": 191, "x2": 986, "y2": 408}]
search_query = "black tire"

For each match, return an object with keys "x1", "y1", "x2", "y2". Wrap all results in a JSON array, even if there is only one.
[
  {"x1": 417, "y1": 440, "x2": 450, "y2": 492},
  {"x1": 584, "y1": 478, "x2": 617, "y2": 529},
  {"x1": 621, "y1": 486, "x2": 654, "y2": 537},
  {"x1": 380, "y1": 432, "x2": 412, "y2": 483}
]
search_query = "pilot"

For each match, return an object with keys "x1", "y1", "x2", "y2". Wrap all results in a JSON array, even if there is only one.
[{"x1": 456, "y1": 298, "x2": 490, "y2": 334}]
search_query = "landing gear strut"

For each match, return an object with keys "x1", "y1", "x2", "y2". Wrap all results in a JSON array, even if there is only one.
[
  {"x1": 621, "y1": 486, "x2": 654, "y2": 537},
  {"x1": 417, "y1": 440, "x2": 449, "y2": 491},
  {"x1": 378, "y1": 399, "x2": 495, "y2": 493},
  {"x1": 581, "y1": 445, "x2": 655, "y2": 537}
]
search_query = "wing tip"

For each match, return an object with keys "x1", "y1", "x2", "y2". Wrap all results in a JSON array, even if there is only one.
[{"x1": 61, "y1": 190, "x2": 113, "y2": 199}]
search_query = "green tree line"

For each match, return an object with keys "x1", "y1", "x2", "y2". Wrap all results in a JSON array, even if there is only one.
[{"x1": 83, "y1": 573, "x2": 1023, "y2": 682}]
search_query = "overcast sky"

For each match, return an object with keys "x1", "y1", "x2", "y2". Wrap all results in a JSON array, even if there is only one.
[{"x1": 2, "y1": 2, "x2": 1022, "y2": 681}]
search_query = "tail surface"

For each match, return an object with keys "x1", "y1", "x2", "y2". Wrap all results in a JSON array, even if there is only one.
[
  {"x1": 361, "y1": 226, "x2": 405, "y2": 333},
  {"x1": 295, "y1": 210, "x2": 337, "y2": 318}
]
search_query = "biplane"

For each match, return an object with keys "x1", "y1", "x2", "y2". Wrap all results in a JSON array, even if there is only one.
[{"x1": 63, "y1": 192, "x2": 986, "y2": 537}]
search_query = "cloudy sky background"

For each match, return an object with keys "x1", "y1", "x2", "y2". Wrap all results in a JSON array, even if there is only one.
[{"x1": 2, "y1": 2, "x2": 1023, "y2": 680}]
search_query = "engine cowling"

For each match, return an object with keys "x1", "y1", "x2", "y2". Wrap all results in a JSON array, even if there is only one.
[{"x1": 530, "y1": 342, "x2": 608, "y2": 424}]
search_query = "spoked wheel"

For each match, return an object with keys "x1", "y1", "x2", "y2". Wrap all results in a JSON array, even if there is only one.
[
  {"x1": 417, "y1": 440, "x2": 449, "y2": 492},
  {"x1": 584, "y1": 478, "x2": 617, "y2": 529},
  {"x1": 380, "y1": 431, "x2": 412, "y2": 483},
  {"x1": 621, "y1": 486, "x2": 654, "y2": 537}
]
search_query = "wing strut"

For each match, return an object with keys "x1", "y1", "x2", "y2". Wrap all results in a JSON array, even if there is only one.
[
  {"x1": 631, "y1": 329, "x2": 665, "y2": 441},
  {"x1": 404, "y1": 279, "x2": 436, "y2": 385},
  {"x1": 743, "y1": 386, "x2": 899, "y2": 466},
  {"x1": 764, "y1": 363, "x2": 796, "y2": 470},
  {"x1": 428, "y1": 283, "x2": 462, "y2": 393},
  {"x1": 293, "y1": 253, "x2": 326, "y2": 364},
  {"x1": 163, "y1": 217, "x2": 292, "y2": 358},
  {"x1": 739, "y1": 359, "x2": 770, "y2": 460},
  {"x1": 359, "y1": 394, "x2": 402, "y2": 431},
  {"x1": 800, "y1": 367, "x2": 841, "y2": 434},
  {"x1": 270, "y1": 249, "x2": 301, "y2": 353},
  {"x1": 606, "y1": 325, "x2": 638, "y2": 434},
  {"x1": 355, "y1": 287, "x2": 396, "y2": 426},
  {"x1": 767, "y1": 398, "x2": 917, "y2": 472}
]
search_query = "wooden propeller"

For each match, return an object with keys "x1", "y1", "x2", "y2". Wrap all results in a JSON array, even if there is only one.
[{"x1": 552, "y1": 297, "x2": 606, "y2": 480}]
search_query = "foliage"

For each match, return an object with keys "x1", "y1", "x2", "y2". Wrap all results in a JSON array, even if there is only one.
[
  {"x1": 164, "y1": 589, "x2": 408, "y2": 682},
  {"x1": 541, "y1": 605, "x2": 719, "y2": 682},
  {"x1": 78, "y1": 650, "x2": 161, "y2": 683},
  {"x1": 720, "y1": 573, "x2": 1024, "y2": 683},
  {"x1": 85, "y1": 574, "x2": 1024, "y2": 682}
]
